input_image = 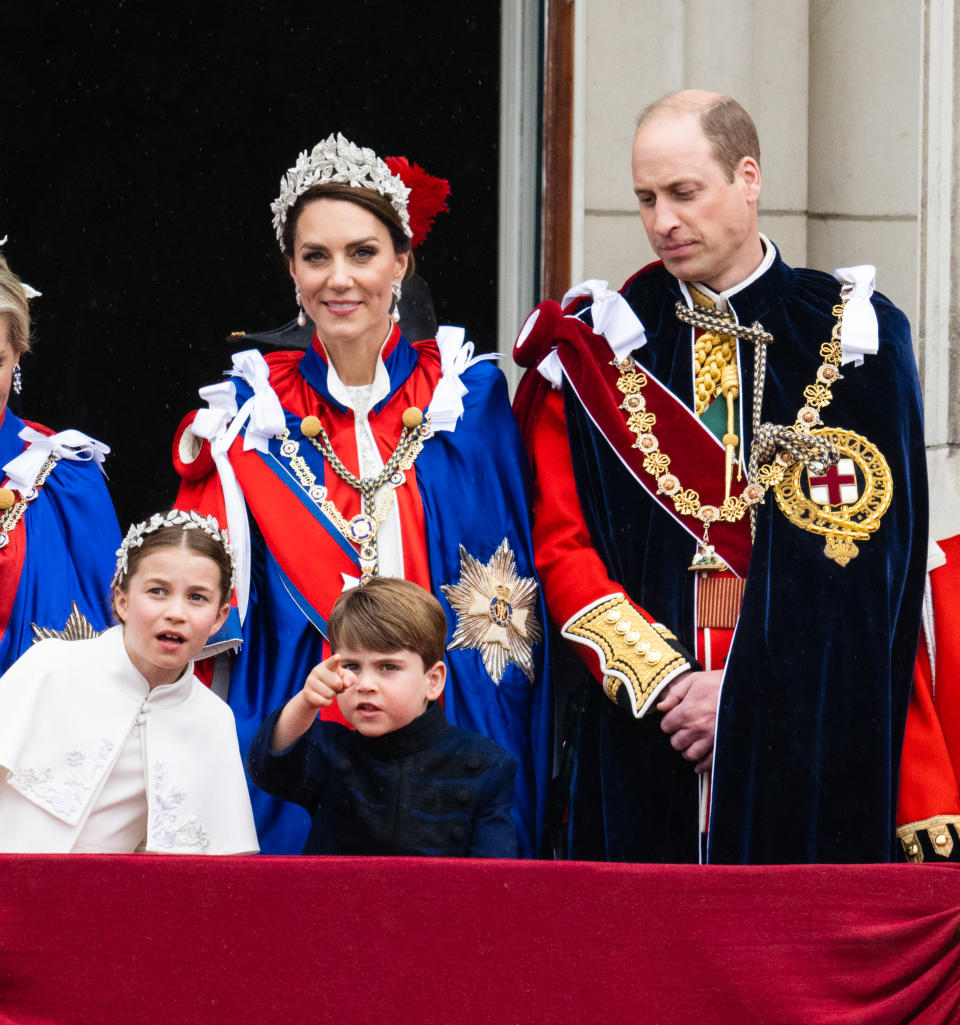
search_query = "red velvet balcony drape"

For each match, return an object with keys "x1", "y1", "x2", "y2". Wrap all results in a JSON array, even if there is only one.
[{"x1": 0, "y1": 857, "x2": 958, "y2": 1025}]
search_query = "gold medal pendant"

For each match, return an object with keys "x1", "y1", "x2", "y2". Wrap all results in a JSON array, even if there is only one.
[
  {"x1": 688, "y1": 517, "x2": 729, "y2": 572},
  {"x1": 772, "y1": 427, "x2": 892, "y2": 566}
]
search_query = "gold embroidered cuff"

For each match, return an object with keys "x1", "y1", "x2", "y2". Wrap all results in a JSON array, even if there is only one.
[
  {"x1": 897, "y1": 815, "x2": 960, "y2": 863},
  {"x1": 562, "y1": 595, "x2": 690, "y2": 719}
]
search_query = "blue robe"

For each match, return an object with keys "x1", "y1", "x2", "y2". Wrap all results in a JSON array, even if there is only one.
[
  {"x1": 176, "y1": 332, "x2": 552, "y2": 856},
  {"x1": 0, "y1": 410, "x2": 120, "y2": 673}
]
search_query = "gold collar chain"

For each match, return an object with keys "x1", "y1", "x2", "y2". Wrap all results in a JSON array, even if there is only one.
[
  {"x1": 0, "y1": 456, "x2": 58, "y2": 550},
  {"x1": 275, "y1": 407, "x2": 433, "y2": 584},
  {"x1": 617, "y1": 300, "x2": 847, "y2": 568}
]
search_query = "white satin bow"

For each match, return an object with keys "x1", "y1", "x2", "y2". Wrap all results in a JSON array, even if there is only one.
[
  {"x1": 3, "y1": 428, "x2": 110, "y2": 492},
  {"x1": 188, "y1": 349, "x2": 287, "y2": 626},
  {"x1": 227, "y1": 349, "x2": 287, "y2": 451},
  {"x1": 833, "y1": 265, "x2": 879, "y2": 367},
  {"x1": 427, "y1": 325, "x2": 499, "y2": 433},
  {"x1": 561, "y1": 279, "x2": 647, "y2": 361}
]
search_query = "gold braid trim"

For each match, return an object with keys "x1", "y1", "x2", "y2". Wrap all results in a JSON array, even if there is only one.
[
  {"x1": 562, "y1": 595, "x2": 689, "y2": 719},
  {"x1": 897, "y1": 815, "x2": 960, "y2": 863}
]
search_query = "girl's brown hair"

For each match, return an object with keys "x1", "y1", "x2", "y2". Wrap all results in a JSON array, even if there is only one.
[{"x1": 113, "y1": 522, "x2": 233, "y2": 616}]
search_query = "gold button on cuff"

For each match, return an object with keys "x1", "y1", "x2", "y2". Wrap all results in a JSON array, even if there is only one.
[{"x1": 563, "y1": 595, "x2": 689, "y2": 717}]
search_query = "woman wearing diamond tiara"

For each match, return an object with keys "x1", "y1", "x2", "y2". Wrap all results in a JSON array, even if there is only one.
[
  {"x1": 0, "y1": 510, "x2": 259, "y2": 853},
  {"x1": 0, "y1": 242, "x2": 120, "y2": 674},
  {"x1": 173, "y1": 134, "x2": 551, "y2": 856}
]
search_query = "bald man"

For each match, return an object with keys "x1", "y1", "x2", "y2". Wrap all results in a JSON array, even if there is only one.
[{"x1": 513, "y1": 91, "x2": 927, "y2": 864}]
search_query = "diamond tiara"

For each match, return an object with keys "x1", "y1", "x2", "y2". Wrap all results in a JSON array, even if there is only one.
[
  {"x1": 270, "y1": 133, "x2": 412, "y2": 251},
  {"x1": 112, "y1": 509, "x2": 236, "y2": 591}
]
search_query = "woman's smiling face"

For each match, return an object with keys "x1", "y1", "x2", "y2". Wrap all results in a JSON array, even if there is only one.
[{"x1": 288, "y1": 197, "x2": 407, "y2": 368}]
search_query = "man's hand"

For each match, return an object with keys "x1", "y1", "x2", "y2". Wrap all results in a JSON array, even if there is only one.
[
  {"x1": 657, "y1": 669, "x2": 723, "y2": 773},
  {"x1": 270, "y1": 654, "x2": 353, "y2": 752}
]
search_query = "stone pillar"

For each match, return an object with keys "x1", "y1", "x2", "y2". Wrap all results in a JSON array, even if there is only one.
[
  {"x1": 918, "y1": 0, "x2": 960, "y2": 538},
  {"x1": 807, "y1": 0, "x2": 921, "y2": 329},
  {"x1": 577, "y1": 0, "x2": 809, "y2": 290}
]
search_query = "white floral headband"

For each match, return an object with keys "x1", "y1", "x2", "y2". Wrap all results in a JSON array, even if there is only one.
[{"x1": 112, "y1": 509, "x2": 236, "y2": 591}]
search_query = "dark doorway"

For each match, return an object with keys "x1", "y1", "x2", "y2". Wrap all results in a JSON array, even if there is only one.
[{"x1": 1, "y1": 3, "x2": 501, "y2": 526}]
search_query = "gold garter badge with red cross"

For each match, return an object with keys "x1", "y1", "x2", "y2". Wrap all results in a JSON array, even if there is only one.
[{"x1": 770, "y1": 427, "x2": 892, "y2": 566}]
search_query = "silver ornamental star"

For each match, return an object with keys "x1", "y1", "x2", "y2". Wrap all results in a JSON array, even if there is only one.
[
  {"x1": 31, "y1": 602, "x2": 103, "y2": 643},
  {"x1": 441, "y1": 540, "x2": 542, "y2": 685}
]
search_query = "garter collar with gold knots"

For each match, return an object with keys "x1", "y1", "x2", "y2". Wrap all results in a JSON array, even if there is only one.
[
  {"x1": 0, "y1": 458, "x2": 56, "y2": 550},
  {"x1": 278, "y1": 406, "x2": 434, "y2": 586},
  {"x1": 271, "y1": 324, "x2": 495, "y2": 584},
  {"x1": 112, "y1": 510, "x2": 236, "y2": 590},
  {"x1": 1, "y1": 428, "x2": 110, "y2": 551},
  {"x1": 616, "y1": 276, "x2": 892, "y2": 567}
]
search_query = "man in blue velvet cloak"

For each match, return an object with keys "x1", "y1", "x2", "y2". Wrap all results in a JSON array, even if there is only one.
[{"x1": 513, "y1": 89, "x2": 927, "y2": 863}]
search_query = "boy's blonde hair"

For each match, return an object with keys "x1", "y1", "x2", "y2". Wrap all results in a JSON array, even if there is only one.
[{"x1": 328, "y1": 578, "x2": 448, "y2": 668}]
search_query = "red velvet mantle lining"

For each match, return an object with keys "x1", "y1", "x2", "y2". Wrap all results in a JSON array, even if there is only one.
[{"x1": 0, "y1": 856, "x2": 957, "y2": 1025}]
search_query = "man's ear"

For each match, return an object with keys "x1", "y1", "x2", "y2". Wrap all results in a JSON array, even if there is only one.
[
  {"x1": 737, "y1": 156, "x2": 762, "y2": 203},
  {"x1": 425, "y1": 660, "x2": 446, "y2": 701}
]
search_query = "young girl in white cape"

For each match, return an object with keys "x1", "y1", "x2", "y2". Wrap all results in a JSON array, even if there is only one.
[{"x1": 0, "y1": 509, "x2": 258, "y2": 854}]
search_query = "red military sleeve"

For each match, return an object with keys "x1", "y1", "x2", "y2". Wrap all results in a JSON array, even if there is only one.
[
  {"x1": 521, "y1": 379, "x2": 691, "y2": 718},
  {"x1": 896, "y1": 535, "x2": 960, "y2": 862}
]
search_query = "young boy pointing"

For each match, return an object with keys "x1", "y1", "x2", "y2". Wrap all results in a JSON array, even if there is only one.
[{"x1": 248, "y1": 578, "x2": 518, "y2": 857}]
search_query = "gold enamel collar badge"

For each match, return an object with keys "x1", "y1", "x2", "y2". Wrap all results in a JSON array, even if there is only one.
[
  {"x1": 441, "y1": 539, "x2": 542, "y2": 684},
  {"x1": 755, "y1": 303, "x2": 894, "y2": 566},
  {"x1": 772, "y1": 428, "x2": 892, "y2": 565}
]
